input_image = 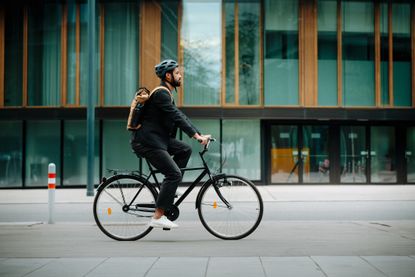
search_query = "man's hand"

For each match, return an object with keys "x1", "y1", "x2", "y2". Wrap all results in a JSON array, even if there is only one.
[{"x1": 193, "y1": 133, "x2": 211, "y2": 145}]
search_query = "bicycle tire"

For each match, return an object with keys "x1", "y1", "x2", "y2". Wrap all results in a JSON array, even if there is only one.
[
  {"x1": 93, "y1": 174, "x2": 157, "y2": 241},
  {"x1": 197, "y1": 175, "x2": 263, "y2": 240}
]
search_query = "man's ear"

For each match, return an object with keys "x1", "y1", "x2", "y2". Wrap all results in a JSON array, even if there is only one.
[{"x1": 165, "y1": 72, "x2": 172, "y2": 81}]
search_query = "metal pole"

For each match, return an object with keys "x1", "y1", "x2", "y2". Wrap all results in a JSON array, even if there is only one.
[
  {"x1": 87, "y1": 0, "x2": 96, "y2": 197},
  {"x1": 48, "y1": 163, "x2": 56, "y2": 224}
]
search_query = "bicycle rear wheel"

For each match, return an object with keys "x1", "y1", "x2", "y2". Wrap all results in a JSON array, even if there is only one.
[
  {"x1": 198, "y1": 175, "x2": 263, "y2": 240},
  {"x1": 93, "y1": 175, "x2": 157, "y2": 241}
]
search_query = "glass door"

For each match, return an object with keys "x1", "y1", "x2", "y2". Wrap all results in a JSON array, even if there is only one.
[
  {"x1": 270, "y1": 125, "x2": 298, "y2": 183},
  {"x1": 302, "y1": 126, "x2": 329, "y2": 183},
  {"x1": 370, "y1": 126, "x2": 397, "y2": 183},
  {"x1": 340, "y1": 126, "x2": 367, "y2": 183},
  {"x1": 407, "y1": 127, "x2": 415, "y2": 183}
]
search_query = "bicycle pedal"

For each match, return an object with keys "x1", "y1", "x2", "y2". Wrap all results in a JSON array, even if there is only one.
[{"x1": 163, "y1": 228, "x2": 171, "y2": 231}]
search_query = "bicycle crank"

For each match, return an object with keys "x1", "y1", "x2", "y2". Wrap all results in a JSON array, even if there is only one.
[{"x1": 165, "y1": 205, "x2": 180, "y2": 221}]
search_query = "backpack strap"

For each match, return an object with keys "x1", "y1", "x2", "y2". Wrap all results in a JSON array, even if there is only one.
[{"x1": 150, "y1": 86, "x2": 173, "y2": 102}]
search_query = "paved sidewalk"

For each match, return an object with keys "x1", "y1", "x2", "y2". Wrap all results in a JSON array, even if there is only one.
[
  {"x1": 1, "y1": 256, "x2": 415, "y2": 277},
  {"x1": 1, "y1": 185, "x2": 414, "y2": 277},
  {"x1": 1, "y1": 185, "x2": 415, "y2": 204}
]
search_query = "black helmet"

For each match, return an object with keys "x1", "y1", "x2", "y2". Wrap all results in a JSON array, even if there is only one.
[{"x1": 155, "y1": 59, "x2": 179, "y2": 79}]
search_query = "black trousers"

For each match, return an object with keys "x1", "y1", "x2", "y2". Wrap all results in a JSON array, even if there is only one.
[{"x1": 131, "y1": 139, "x2": 192, "y2": 211}]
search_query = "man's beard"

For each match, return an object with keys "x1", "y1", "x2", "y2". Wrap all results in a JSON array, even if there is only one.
[{"x1": 172, "y1": 78, "x2": 181, "y2": 87}]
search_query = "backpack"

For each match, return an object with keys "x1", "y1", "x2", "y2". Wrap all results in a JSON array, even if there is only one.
[{"x1": 127, "y1": 86, "x2": 170, "y2": 131}]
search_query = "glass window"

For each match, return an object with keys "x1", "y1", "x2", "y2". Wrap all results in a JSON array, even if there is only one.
[
  {"x1": 102, "y1": 121, "x2": 139, "y2": 177},
  {"x1": 370, "y1": 126, "x2": 396, "y2": 183},
  {"x1": 342, "y1": 1, "x2": 375, "y2": 106},
  {"x1": 225, "y1": 0, "x2": 261, "y2": 106},
  {"x1": 340, "y1": 126, "x2": 367, "y2": 183},
  {"x1": 161, "y1": 0, "x2": 179, "y2": 104},
  {"x1": 222, "y1": 120, "x2": 261, "y2": 180},
  {"x1": 270, "y1": 125, "x2": 298, "y2": 183},
  {"x1": 26, "y1": 121, "x2": 60, "y2": 187},
  {"x1": 80, "y1": 3, "x2": 99, "y2": 106},
  {"x1": 181, "y1": 0, "x2": 221, "y2": 105},
  {"x1": 380, "y1": 3, "x2": 389, "y2": 106},
  {"x1": 67, "y1": 4, "x2": 77, "y2": 105},
  {"x1": 407, "y1": 127, "x2": 415, "y2": 183},
  {"x1": 318, "y1": 0, "x2": 337, "y2": 106},
  {"x1": 264, "y1": 0, "x2": 299, "y2": 106},
  {"x1": 181, "y1": 120, "x2": 221, "y2": 182},
  {"x1": 4, "y1": 4, "x2": 23, "y2": 106},
  {"x1": 0, "y1": 121, "x2": 22, "y2": 188},
  {"x1": 302, "y1": 126, "x2": 329, "y2": 183},
  {"x1": 28, "y1": 3, "x2": 62, "y2": 106},
  {"x1": 103, "y1": 2, "x2": 139, "y2": 106},
  {"x1": 161, "y1": 0, "x2": 179, "y2": 61},
  {"x1": 392, "y1": 3, "x2": 411, "y2": 107},
  {"x1": 63, "y1": 121, "x2": 99, "y2": 186}
]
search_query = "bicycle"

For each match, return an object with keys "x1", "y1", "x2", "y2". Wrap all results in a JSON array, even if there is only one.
[{"x1": 93, "y1": 138, "x2": 263, "y2": 241}]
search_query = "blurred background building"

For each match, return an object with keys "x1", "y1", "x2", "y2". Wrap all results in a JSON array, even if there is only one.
[{"x1": 0, "y1": 0, "x2": 414, "y2": 188}]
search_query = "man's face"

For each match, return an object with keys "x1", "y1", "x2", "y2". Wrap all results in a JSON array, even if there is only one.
[{"x1": 167, "y1": 67, "x2": 181, "y2": 87}]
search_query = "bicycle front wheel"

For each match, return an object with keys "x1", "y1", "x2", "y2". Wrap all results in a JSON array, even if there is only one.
[
  {"x1": 198, "y1": 175, "x2": 263, "y2": 240},
  {"x1": 93, "y1": 175, "x2": 157, "y2": 241}
]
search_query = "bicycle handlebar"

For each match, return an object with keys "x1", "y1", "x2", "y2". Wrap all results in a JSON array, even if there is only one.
[{"x1": 198, "y1": 137, "x2": 216, "y2": 153}]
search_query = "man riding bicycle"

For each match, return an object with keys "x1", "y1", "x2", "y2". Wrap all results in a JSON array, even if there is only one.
[{"x1": 130, "y1": 59, "x2": 210, "y2": 229}]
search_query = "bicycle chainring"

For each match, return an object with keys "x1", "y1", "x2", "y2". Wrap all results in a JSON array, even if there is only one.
[{"x1": 165, "y1": 205, "x2": 180, "y2": 221}]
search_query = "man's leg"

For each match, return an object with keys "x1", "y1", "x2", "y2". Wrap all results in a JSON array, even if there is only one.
[
  {"x1": 141, "y1": 148, "x2": 182, "y2": 214},
  {"x1": 168, "y1": 138, "x2": 192, "y2": 169}
]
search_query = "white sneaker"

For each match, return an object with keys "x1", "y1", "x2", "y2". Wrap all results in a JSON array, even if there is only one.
[
  {"x1": 149, "y1": 216, "x2": 178, "y2": 229},
  {"x1": 175, "y1": 189, "x2": 184, "y2": 198}
]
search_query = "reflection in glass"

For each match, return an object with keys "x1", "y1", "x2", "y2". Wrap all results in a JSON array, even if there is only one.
[
  {"x1": 26, "y1": 121, "x2": 60, "y2": 187},
  {"x1": 340, "y1": 126, "x2": 366, "y2": 183},
  {"x1": 0, "y1": 122, "x2": 22, "y2": 188},
  {"x1": 303, "y1": 126, "x2": 329, "y2": 183},
  {"x1": 63, "y1": 121, "x2": 99, "y2": 186},
  {"x1": 182, "y1": 0, "x2": 221, "y2": 105},
  {"x1": 102, "y1": 121, "x2": 139, "y2": 177},
  {"x1": 392, "y1": 3, "x2": 411, "y2": 107},
  {"x1": 103, "y1": 2, "x2": 139, "y2": 106},
  {"x1": 181, "y1": 120, "x2": 220, "y2": 182},
  {"x1": 264, "y1": 0, "x2": 299, "y2": 105},
  {"x1": 223, "y1": 120, "x2": 260, "y2": 180},
  {"x1": 342, "y1": 1, "x2": 375, "y2": 106},
  {"x1": 28, "y1": 3, "x2": 62, "y2": 106},
  {"x1": 270, "y1": 126, "x2": 298, "y2": 183},
  {"x1": 161, "y1": 0, "x2": 179, "y2": 104},
  {"x1": 407, "y1": 128, "x2": 415, "y2": 183},
  {"x1": 4, "y1": 5, "x2": 23, "y2": 106},
  {"x1": 67, "y1": 3, "x2": 77, "y2": 105},
  {"x1": 318, "y1": 0, "x2": 337, "y2": 106},
  {"x1": 371, "y1": 126, "x2": 396, "y2": 183},
  {"x1": 238, "y1": 1, "x2": 260, "y2": 105},
  {"x1": 225, "y1": 2, "x2": 236, "y2": 104}
]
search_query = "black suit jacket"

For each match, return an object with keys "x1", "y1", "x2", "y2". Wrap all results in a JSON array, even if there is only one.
[{"x1": 131, "y1": 84, "x2": 199, "y2": 150}]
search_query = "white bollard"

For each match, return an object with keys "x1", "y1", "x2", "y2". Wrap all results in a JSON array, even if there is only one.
[{"x1": 48, "y1": 163, "x2": 56, "y2": 224}]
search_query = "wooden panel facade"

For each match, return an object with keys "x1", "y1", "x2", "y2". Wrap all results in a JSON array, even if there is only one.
[
  {"x1": 301, "y1": 0, "x2": 318, "y2": 107},
  {"x1": 139, "y1": 0, "x2": 161, "y2": 90}
]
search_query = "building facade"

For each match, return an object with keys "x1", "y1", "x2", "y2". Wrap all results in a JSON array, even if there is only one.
[{"x1": 0, "y1": 0, "x2": 414, "y2": 188}]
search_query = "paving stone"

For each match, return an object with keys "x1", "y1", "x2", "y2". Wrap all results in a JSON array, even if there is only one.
[
  {"x1": 362, "y1": 256, "x2": 415, "y2": 277},
  {"x1": 261, "y1": 257, "x2": 326, "y2": 277},
  {"x1": 311, "y1": 256, "x2": 387, "y2": 277},
  {"x1": 86, "y1": 257, "x2": 157, "y2": 277},
  {"x1": 207, "y1": 257, "x2": 265, "y2": 277},
  {"x1": 146, "y1": 257, "x2": 208, "y2": 277},
  {"x1": 0, "y1": 258, "x2": 52, "y2": 277},
  {"x1": 25, "y1": 258, "x2": 105, "y2": 277}
]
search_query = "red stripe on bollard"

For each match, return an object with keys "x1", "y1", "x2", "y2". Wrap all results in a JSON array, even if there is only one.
[
  {"x1": 48, "y1": 184, "x2": 56, "y2": 189},
  {"x1": 48, "y1": 173, "x2": 56, "y2": 178}
]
